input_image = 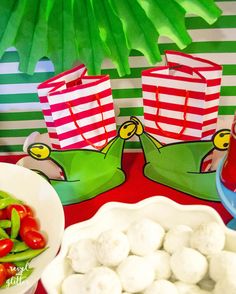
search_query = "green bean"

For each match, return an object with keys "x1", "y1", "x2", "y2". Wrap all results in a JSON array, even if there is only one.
[
  {"x1": 0, "y1": 247, "x2": 47, "y2": 262},
  {"x1": 0, "y1": 227, "x2": 9, "y2": 238},
  {"x1": 0, "y1": 190, "x2": 13, "y2": 199},
  {"x1": 0, "y1": 220, "x2": 11, "y2": 229},
  {"x1": 0, "y1": 197, "x2": 22, "y2": 209},
  {"x1": 0, "y1": 191, "x2": 23, "y2": 205},
  {"x1": 13, "y1": 259, "x2": 30, "y2": 268},
  {"x1": 12, "y1": 240, "x2": 29, "y2": 253},
  {"x1": 1, "y1": 267, "x2": 33, "y2": 289},
  {"x1": 10, "y1": 208, "x2": 20, "y2": 239}
]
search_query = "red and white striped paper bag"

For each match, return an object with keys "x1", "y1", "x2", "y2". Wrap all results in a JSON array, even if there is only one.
[
  {"x1": 142, "y1": 50, "x2": 222, "y2": 145},
  {"x1": 38, "y1": 64, "x2": 87, "y2": 148},
  {"x1": 38, "y1": 65, "x2": 117, "y2": 150}
]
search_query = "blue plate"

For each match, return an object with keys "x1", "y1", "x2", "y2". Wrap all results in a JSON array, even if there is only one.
[{"x1": 216, "y1": 158, "x2": 236, "y2": 219}]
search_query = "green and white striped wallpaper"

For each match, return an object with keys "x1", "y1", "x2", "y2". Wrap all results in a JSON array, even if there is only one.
[{"x1": 0, "y1": 0, "x2": 236, "y2": 160}]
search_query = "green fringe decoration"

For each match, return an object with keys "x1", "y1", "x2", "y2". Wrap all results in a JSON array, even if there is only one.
[{"x1": 0, "y1": 0, "x2": 222, "y2": 76}]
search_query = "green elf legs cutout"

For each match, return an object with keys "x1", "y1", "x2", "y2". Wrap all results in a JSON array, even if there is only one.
[
  {"x1": 130, "y1": 117, "x2": 230, "y2": 202},
  {"x1": 27, "y1": 117, "x2": 230, "y2": 203},
  {"x1": 27, "y1": 121, "x2": 137, "y2": 205}
]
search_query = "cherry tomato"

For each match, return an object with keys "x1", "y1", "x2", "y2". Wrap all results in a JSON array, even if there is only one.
[
  {"x1": 22, "y1": 230, "x2": 47, "y2": 249},
  {"x1": 6, "y1": 204, "x2": 27, "y2": 220},
  {"x1": 19, "y1": 216, "x2": 40, "y2": 238},
  {"x1": 23, "y1": 204, "x2": 35, "y2": 217},
  {"x1": 0, "y1": 209, "x2": 7, "y2": 220},
  {"x1": 0, "y1": 264, "x2": 7, "y2": 286},
  {"x1": 3, "y1": 262, "x2": 17, "y2": 279},
  {"x1": 0, "y1": 239, "x2": 14, "y2": 257}
]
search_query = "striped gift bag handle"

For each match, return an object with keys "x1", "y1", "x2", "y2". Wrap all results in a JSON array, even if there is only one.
[
  {"x1": 155, "y1": 87, "x2": 189, "y2": 139},
  {"x1": 66, "y1": 94, "x2": 109, "y2": 150}
]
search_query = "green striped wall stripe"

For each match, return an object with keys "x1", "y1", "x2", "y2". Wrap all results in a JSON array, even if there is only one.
[
  {"x1": 0, "y1": 63, "x2": 235, "y2": 85},
  {"x1": 112, "y1": 86, "x2": 236, "y2": 99},
  {"x1": 185, "y1": 16, "x2": 236, "y2": 29},
  {"x1": 1, "y1": 105, "x2": 236, "y2": 122},
  {"x1": 0, "y1": 112, "x2": 44, "y2": 121},
  {"x1": 0, "y1": 124, "x2": 235, "y2": 153},
  {"x1": 2, "y1": 41, "x2": 236, "y2": 64},
  {"x1": 112, "y1": 88, "x2": 142, "y2": 98},
  {"x1": 0, "y1": 72, "x2": 54, "y2": 84},
  {"x1": 0, "y1": 85, "x2": 235, "y2": 104},
  {"x1": 130, "y1": 41, "x2": 236, "y2": 55},
  {"x1": 119, "y1": 108, "x2": 144, "y2": 116},
  {"x1": 0, "y1": 90, "x2": 143, "y2": 103},
  {"x1": 0, "y1": 86, "x2": 235, "y2": 105},
  {"x1": 104, "y1": 64, "x2": 236, "y2": 78},
  {"x1": 0, "y1": 128, "x2": 47, "y2": 137},
  {"x1": 218, "y1": 106, "x2": 236, "y2": 115},
  {"x1": 124, "y1": 141, "x2": 141, "y2": 149},
  {"x1": 0, "y1": 52, "x2": 19, "y2": 63},
  {"x1": 0, "y1": 52, "x2": 48, "y2": 63},
  {"x1": 220, "y1": 86, "x2": 236, "y2": 95},
  {"x1": 223, "y1": 65, "x2": 236, "y2": 75},
  {"x1": 0, "y1": 145, "x2": 23, "y2": 152},
  {"x1": 215, "y1": 0, "x2": 235, "y2": 2},
  {"x1": 0, "y1": 94, "x2": 38, "y2": 104},
  {"x1": 119, "y1": 106, "x2": 236, "y2": 116},
  {"x1": 102, "y1": 67, "x2": 149, "y2": 79}
]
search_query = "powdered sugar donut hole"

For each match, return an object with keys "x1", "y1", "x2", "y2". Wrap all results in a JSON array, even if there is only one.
[
  {"x1": 209, "y1": 250, "x2": 236, "y2": 281},
  {"x1": 163, "y1": 224, "x2": 193, "y2": 254},
  {"x1": 190, "y1": 222, "x2": 225, "y2": 255},
  {"x1": 96, "y1": 229, "x2": 130, "y2": 267},
  {"x1": 175, "y1": 281, "x2": 213, "y2": 294},
  {"x1": 67, "y1": 239, "x2": 100, "y2": 273},
  {"x1": 82, "y1": 266, "x2": 122, "y2": 294},
  {"x1": 61, "y1": 274, "x2": 85, "y2": 294},
  {"x1": 117, "y1": 255, "x2": 155, "y2": 293},
  {"x1": 144, "y1": 279, "x2": 178, "y2": 294},
  {"x1": 174, "y1": 281, "x2": 202, "y2": 294},
  {"x1": 170, "y1": 247, "x2": 208, "y2": 284},
  {"x1": 126, "y1": 218, "x2": 165, "y2": 256},
  {"x1": 144, "y1": 250, "x2": 171, "y2": 280},
  {"x1": 214, "y1": 276, "x2": 236, "y2": 294}
]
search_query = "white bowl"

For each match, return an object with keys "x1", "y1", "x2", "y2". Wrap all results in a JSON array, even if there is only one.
[
  {"x1": 41, "y1": 195, "x2": 236, "y2": 294},
  {"x1": 0, "y1": 162, "x2": 65, "y2": 294}
]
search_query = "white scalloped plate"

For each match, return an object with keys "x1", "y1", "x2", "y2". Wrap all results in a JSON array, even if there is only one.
[
  {"x1": 41, "y1": 196, "x2": 236, "y2": 294},
  {"x1": 0, "y1": 163, "x2": 65, "y2": 294}
]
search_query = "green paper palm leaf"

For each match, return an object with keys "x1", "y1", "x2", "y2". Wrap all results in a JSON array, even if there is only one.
[
  {"x1": 138, "y1": 0, "x2": 192, "y2": 49},
  {"x1": 0, "y1": 0, "x2": 27, "y2": 56},
  {"x1": 74, "y1": 0, "x2": 104, "y2": 75},
  {"x1": 47, "y1": 0, "x2": 79, "y2": 74},
  {"x1": 15, "y1": 0, "x2": 50, "y2": 74},
  {"x1": 92, "y1": 0, "x2": 130, "y2": 76},
  {"x1": 111, "y1": 0, "x2": 161, "y2": 65},
  {"x1": 0, "y1": 0, "x2": 222, "y2": 76},
  {"x1": 176, "y1": 0, "x2": 222, "y2": 24},
  {"x1": 0, "y1": 0, "x2": 16, "y2": 44}
]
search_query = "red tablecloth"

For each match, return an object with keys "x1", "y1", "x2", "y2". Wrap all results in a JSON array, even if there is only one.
[{"x1": 34, "y1": 152, "x2": 232, "y2": 293}]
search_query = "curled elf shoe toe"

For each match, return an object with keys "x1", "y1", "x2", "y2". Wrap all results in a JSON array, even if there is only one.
[
  {"x1": 27, "y1": 143, "x2": 51, "y2": 160},
  {"x1": 130, "y1": 116, "x2": 144, "y2": 136},
  {"x1": 212, "y1": 129, "x2": 231, "y2": 151},
  {"x1": 119, "y1": 121, "x2": 137, "y2": 139}
]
